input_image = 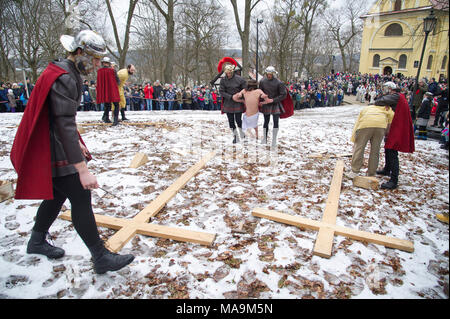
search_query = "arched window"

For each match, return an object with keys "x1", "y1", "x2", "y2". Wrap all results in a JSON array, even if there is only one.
[
  {"x1": 441, "y1": 56, "x2": 448, "y2": 70},
  {"x1": 373, "y1": 54, "x2": 380, "y2": 67},
  {"x1": 394, "y1": 0, "x2": 401, "y2": 11},
  {"x1": 385, "y1": 23, "x2": 403, "y2": 36},
  {"x1": 426, "y1": 55, "x2": 433, "y2": 70},
  {"x1": 398, "y1": 54, "x2": 407, "y2": 69}
]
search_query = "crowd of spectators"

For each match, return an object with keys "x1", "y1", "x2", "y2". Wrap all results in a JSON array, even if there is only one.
[{"x1": 1, "y1": 72, "x2": 447, "y2": 122}]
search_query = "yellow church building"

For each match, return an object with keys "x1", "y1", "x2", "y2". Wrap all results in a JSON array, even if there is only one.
[{"x1": 359, "y1": 0, "x2": 448, "y2": 81}]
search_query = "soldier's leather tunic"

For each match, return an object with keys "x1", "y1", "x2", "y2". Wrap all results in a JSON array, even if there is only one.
[{"x1": 48, "y1": 59, "x2": 85, "y2": 177}]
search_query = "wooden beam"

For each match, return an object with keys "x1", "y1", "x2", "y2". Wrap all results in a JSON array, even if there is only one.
[
  {"x1": 132, "y1": 150, "x2": 217, "y2": 223},
  {"x1": 252, "y1": 208, "x2": 414, "y2": 253},
  {"x1": 0, "y1": 181, "x2": 14, "y2": 203},
  {"x1": 307, "y1": 153, "x2": 352, "y2": 159},
  {"x1": 60, "y1": 211, "x2": 215, "y2": 252},
  {"x1": 313, "y1": 160, "x2": 344, "y2": 258},
  {"x1": 353, "y1": 176, "x2": 379, "y2": 190},
  {"x1": 59, "y1": 150, "x2": 218, "y2": 252},
  {"x1": 129, "y1": 152, "x2": 149, "y2": 168},
  {"x1": 107, "y1": 150, "x2": 217, "y2": 251}
]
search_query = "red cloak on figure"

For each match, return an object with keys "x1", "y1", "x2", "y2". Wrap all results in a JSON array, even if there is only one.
[
  {"x1": 10, "y1": 63, "x2": 68, "y2": 199},
  {"x1": 96, "y1": 67, "x2": 120, "y2": 104},
  {"x1": 384, "y1": 93, "x2": 415, "y2": 153},
  {"x1": 280, "y1": 87, "x2": 294, "y2": 119}
]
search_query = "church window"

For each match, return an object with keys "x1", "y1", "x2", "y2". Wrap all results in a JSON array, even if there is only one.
[
  {"x1": 441, "y1": 56, "x2": 447, "y2": 70},
  {"x1": 394, "y1": 0, "x2": 401, "y2": 11},
  {"x1": 385, "y1": 23, "x2": 403, "y2": 36},
  {"x1": 373, "y1": 54, "x2": 380, "y2": 67},
  {"x1": 426, "y1": 55, "x2": 433, "y2": 70},
  {"x1": 398, "y1": 54, "x2": 407, "y2": 69}
]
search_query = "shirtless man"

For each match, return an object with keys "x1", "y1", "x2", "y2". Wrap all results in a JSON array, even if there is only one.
[{"x1": 232, "y1": 80, "x2": 268, "y2": 139}]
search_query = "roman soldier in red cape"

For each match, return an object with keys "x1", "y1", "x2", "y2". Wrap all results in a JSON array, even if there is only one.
[
  {"x1": 213, "y1": 57, "x2": 241, "y2": 115},
  {"x1": 374, "y1": 81, "x2": 415, "y2": 190},
  {"x1": 218, "y1": 57, "x2": 247, "y2": 144},
  {"x1": 96, "y1": 56, "x2": 120, "y2": 125},
  {"x1": 9, "y1": 30, "x2": 134, "y2": 274},
  {"x1": 11, "y1": 63, "x2": 67, "y2": 200},
  {"x1": 259, "y1": 66, "x2": 288, "y2": 148}
]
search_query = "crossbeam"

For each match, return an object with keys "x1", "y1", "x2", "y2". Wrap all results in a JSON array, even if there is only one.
[
  {"x1": 252, "y1": 160, "x2": 414, "y2": 257},
  {"x1": 60, "y1": 211, "x2": 215, "y2": 248},
  {"x1": 252, "y1": 208, "x2": 414, "y2": 254},
  {"x1": 314, "y1": 160, "x2": 344, "y2": 257},
  {"x1": 60, "y1": 150, "x2": 217, "y2": 252}
]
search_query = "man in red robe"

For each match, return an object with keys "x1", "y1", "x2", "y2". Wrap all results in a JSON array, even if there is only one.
[
  {"x1": 374, "y1": 82, "x2": 415, "y2": 189},
  {"x1": 10, "y1": 30, "x2": 134, "y2": 274},
  {"x1": 96, "y1": 56, "x2": 121, "y2": 125}
]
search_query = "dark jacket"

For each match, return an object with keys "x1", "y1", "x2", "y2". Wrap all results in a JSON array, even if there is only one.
[
  {"x1": 259, "y1": 77, "x2": 287, "y2": 105},
  {"x1": 417, "y1": 98, "x2": 432, "y2": 120},
  {"x1": 49, "y1": 58, "x2": 85, "y2": 177},
  {"x1": 412, "y1": 83, "x2": 428, "y2": 109},
  {"x1": 374, "y1": 92, "x2": 400, "y2": 111},
  {"x1": 219, "y1": 73, "x2": 246, "y2": 113},
  {"x1": 153, "y1": 85, "x2": 163, "y2": 102},
  {"x1": 436, "y1": 87, "x2": 448, "y2": 111}
]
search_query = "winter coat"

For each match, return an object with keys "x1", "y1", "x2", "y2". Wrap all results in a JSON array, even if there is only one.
[
  {"x1": 417, "y1": 98, "x2": 432, "y2": 120},
  {"x1": 219, "y1": 73, "x2": 247, "y2": 113},
  {"x1": 412, "y1": 83, "x2": 428, "y2": 108}
]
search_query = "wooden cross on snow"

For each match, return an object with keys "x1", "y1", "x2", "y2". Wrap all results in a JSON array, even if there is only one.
[
  {"x1": 252, "y1": 160, "x2": 414, "y2": 258},
  {"x1": 60, "y1": 151, "x2": 217, "y2": 252}
]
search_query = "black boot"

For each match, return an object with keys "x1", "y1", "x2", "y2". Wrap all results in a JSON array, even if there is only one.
[
  {"x1": 231, "y1": 128, "x2": 239, "y2": 144},
  {"x1": 112, "y1": 107, "x2": 120, "y2": 126},
  {"x1": 88, "y1": 240, "x2": 134, "y2": 274},
  {"x1": 120, "y1": 109, "x2": 129, "y2": 121},
  {"x1": 381, "y1": 181, "x2": 397, "y2": 190},
  {"x1": 26, "y1": 230, "x2": 65, "y2": 259},
  {"x1": 376, "y1": 169, "x2": 390, "y2": 176},
  {"x1": 102, "y1": 105, "x2": 111, "y2": 123}
]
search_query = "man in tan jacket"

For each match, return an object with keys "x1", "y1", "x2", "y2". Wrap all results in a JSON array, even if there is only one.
[{"x1": 349, "y1": 103, "x2": 394, "y2": 178}]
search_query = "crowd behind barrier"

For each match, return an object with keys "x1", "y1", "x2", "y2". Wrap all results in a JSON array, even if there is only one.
[
  {"x1": 1, "y1": 72, "x2": 448, "y2": 132},
  {"x1": 0, "y1": 71, "x2": 448, "y2": 149}
]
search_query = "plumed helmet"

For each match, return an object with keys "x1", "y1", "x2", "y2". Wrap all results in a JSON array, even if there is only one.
[
  {"x1": 383, "y1": 81, "x2": 397, "y2": 90},
  {"x1": 60, "y1": 30, "x2": 107, "y2": 58},
  {"x1": 264, "y1": 66, "x2": 277, "y2": 75},
  {"x1": 217, "y1": 57, "x2": 238, "y2": 73}
]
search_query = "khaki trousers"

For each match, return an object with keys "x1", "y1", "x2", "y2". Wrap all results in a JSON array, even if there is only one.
[{"x1": 351, "y1": 127, "x2": 386, "y2": 176}]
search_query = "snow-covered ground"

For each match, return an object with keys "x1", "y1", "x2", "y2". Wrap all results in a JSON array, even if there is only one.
[{"x1": 0, "y1": 102, "x2": 448, "y2": 299}]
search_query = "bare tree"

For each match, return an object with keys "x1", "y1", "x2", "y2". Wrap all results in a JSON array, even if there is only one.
[
  {"x1": 324, "y1": 0, "x2": 366, "y2": 72},
  {"x1": 180, "y1": 0, "x2": 227, "y2": 85},
  {"x1": 0, "y1": 2, "x2": 15, "y2": 81},
  {"x1": 230, "y1": 0, "x2": 262, "y2": 77},
  {"x1": 3, "y1": 0, "x2": 50, "y2": 81},
  {"x1": 264, "y1": 0, "x2": 300, "y2": 81},
  {"x1": 103, "y1": 0, "x2": 139, "y2": 69},
  {"x1": 294, "y1": 0, "x2": 327, "y2": 76},
  {"x1": 148, "y1": 0, "x2": 179, "y2": 83},
  {"x1": 133, "y1": 3, "x2": 166, "y2": 83}
]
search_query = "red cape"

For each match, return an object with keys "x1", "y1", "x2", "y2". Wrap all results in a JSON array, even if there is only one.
[
  {"x1": 280, "y1": 87, "x2": 294, "y2": 119},
  {"x1": 10, "y1": 63, "x2": 68, "y2": 200},
  {"x1": 96, "y1": 68, "x2": 120, "y2": 103},
  {"x1": 384, "y1": 93, "x2": 415, "y2": 153}
]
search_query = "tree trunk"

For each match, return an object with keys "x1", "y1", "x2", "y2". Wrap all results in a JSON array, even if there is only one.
[
  {"x1": 230, "y1": 0, "x2": 261, "y2": 78},
  {"x1": 105, "y1": 0, "x2": 138, "y2": 69},
  {"x1": 164, "y1": 11, "x2": 175, "y2": 83}
]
